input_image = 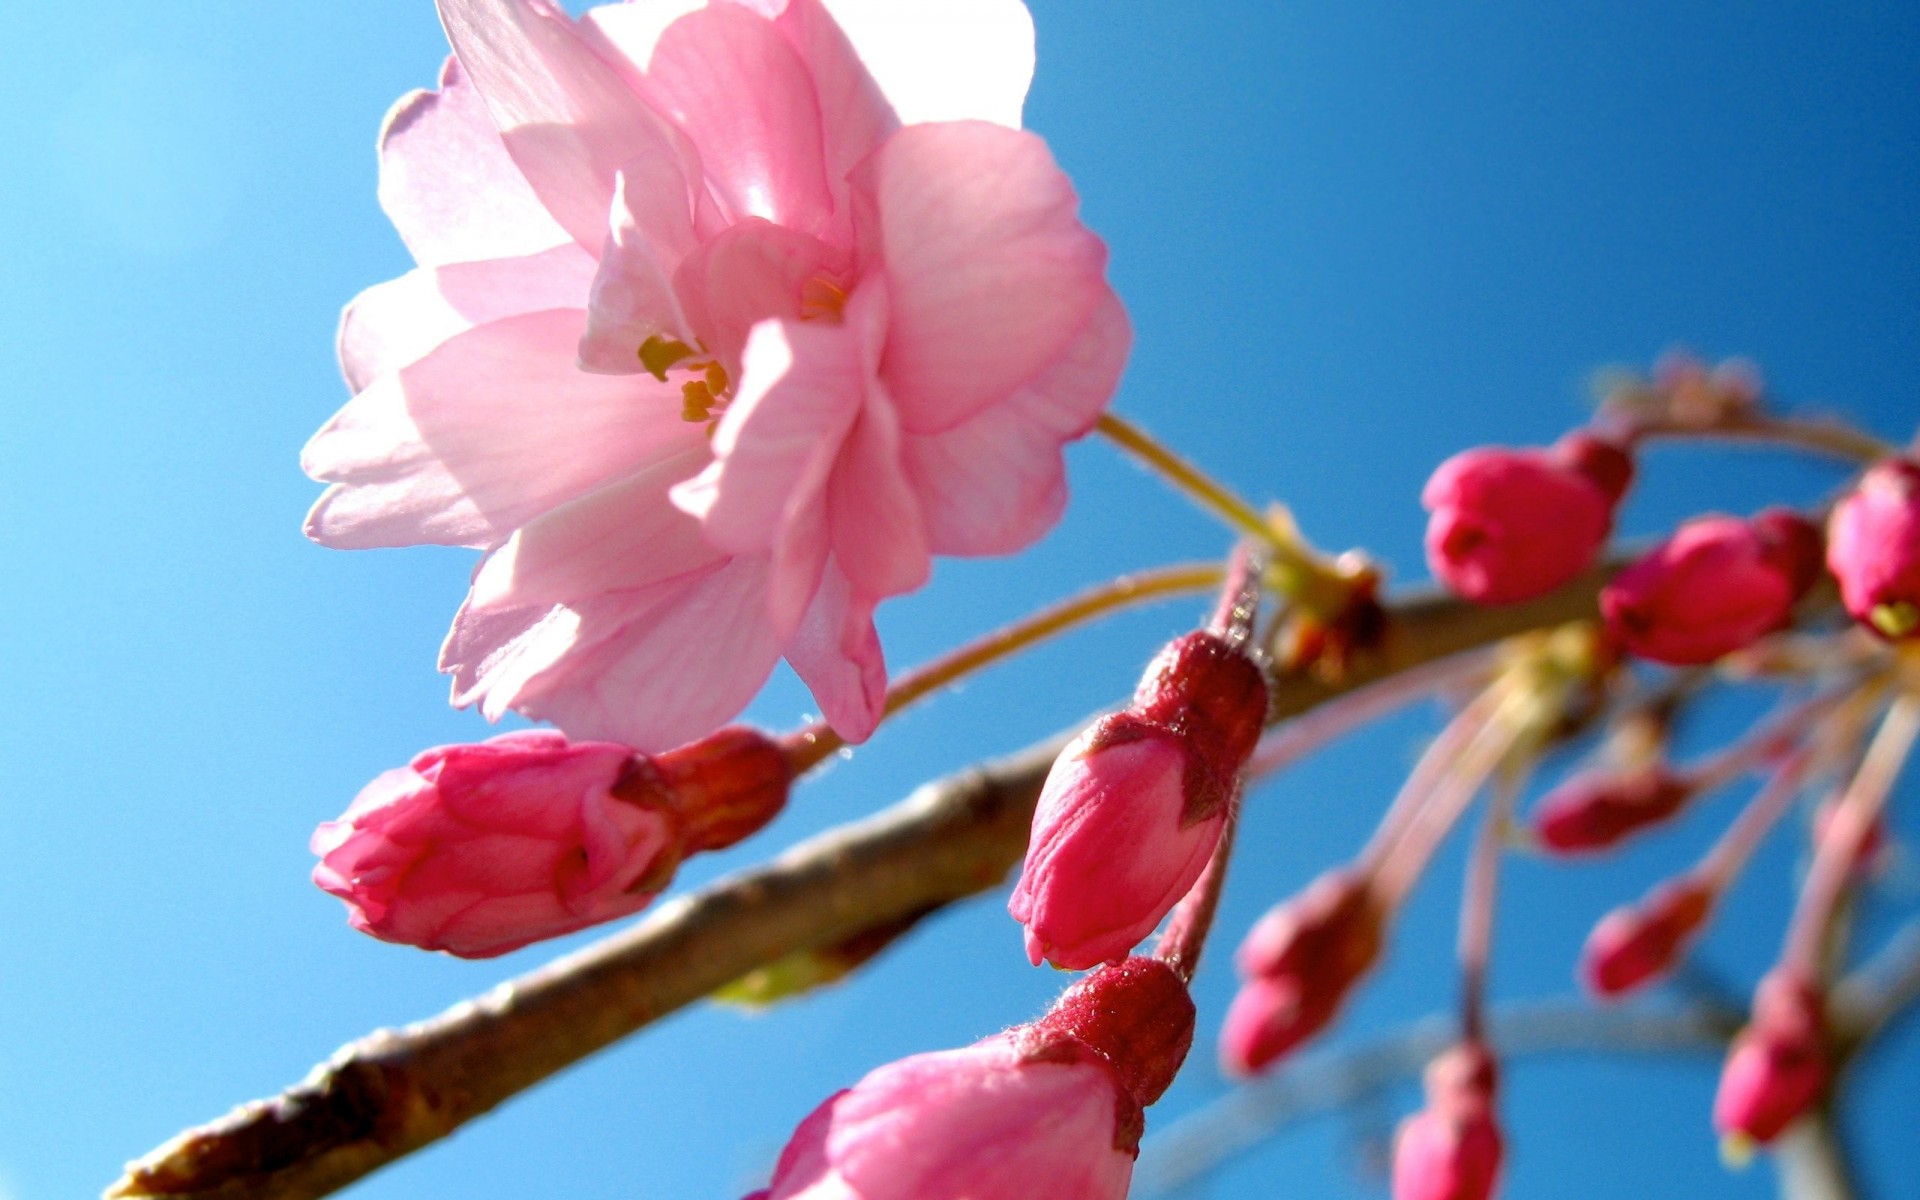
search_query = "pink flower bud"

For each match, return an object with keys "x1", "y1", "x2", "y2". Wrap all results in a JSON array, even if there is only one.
[
  {"x1": 1827, "y1": 457, "x2": 1920, "y2": 640},
  {"x1": 1220, "y1": 867, "x2": 1385, "y2": 1074},
  {"x1": 1423, "y1": 432, "x2": 1632, "y2": 605},
  {"x1": 755, "y1": 959, "x2": 1193, "y2": 1200},
  {"x1": 1011, "y1": 632, "x2": 1268, "y2": 970},
  {"x1": 313, "y1": 728, "x2": 790, "y2": 957},
  {"x1": 1714, "y1": 971, "x2": 1829, "y2": 1147},
  {"x1": 1392, "y1": 1041, "x2": 1504, "y2": 1200},
  {"x1": 1531, "y1": 764, "x2": 1694, "y2": 854},
  {"x1": 1601, "y1": 509, "x2": 1822, "y2": 665},
  {"x1": 1580, "y1": 878, "x2": 1714, "y2": 998}
]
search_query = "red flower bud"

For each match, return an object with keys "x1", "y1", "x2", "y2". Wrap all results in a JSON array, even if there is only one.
[
  {"x1": 1423, "y1": 432, "x2": 1632, "y2": 605},
  {"x1": 1012, "y1": 632, "x2": 1268, "y2": 970},
  {"x1": 1219, "y1": 867, "x2": 1385, "y2": 1074},
  {"x1": 1601, "y1": 509, "x2": 1822, "y2": 665},
  {"x1": 1714, "y1": 971, "x2": 1829, "y2": 1147},
  {"x1": 1532, "y1": 765, "x2": 1694, "y2": 854},
  {"x1": 1827, "y1": 457, "x2": 1920, "y2": 640},
  {"x1": 313, "y1": 728, "x2": 789, "y2": 957},
  {"x1": 754, "y1": 959, "x2": 1194, "y2": 1200},
  {"x1": 1392, "y1": 1041, "x2": 1504, "y2": 1200},
  {"x1": 1579, "y1": 878, "x2": 1714, "y2": 998}
]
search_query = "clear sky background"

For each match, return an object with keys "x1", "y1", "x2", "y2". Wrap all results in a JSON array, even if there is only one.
[{"x1": 1, "y1": 2, "x2": 1916, "y2": 1198}]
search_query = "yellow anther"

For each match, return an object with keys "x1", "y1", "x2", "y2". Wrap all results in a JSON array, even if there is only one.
[
  {"x1": 638, "y1": 335, "x2": 697, "y2": 382},
  {"x1": 1870, "y1": 601, "x2": 1920, "y2": 640},
  {"x1": 682, "y1": 380, "x2": 716, "y2": 423},
  {"x1": 799, "y1": 276, "x2": 849, "y2": 322}
]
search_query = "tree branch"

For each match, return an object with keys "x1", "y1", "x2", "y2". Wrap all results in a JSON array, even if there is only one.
[
  {"x1": 107, "y1": 567, "x2": 1614, "y2": 1200},
  {"x1": 1774, "y1": 1112, "x2": 1859, "y2": 1200}
]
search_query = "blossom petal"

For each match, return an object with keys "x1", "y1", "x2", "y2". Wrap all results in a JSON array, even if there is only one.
[
  {"x1": 829, "y1": 387, "x2": 929, "y2": 601},
  {"x1": 646, "y1": 3, "x2": 835, "y2": 234},
  {"x1": 784, "y1": 562, "x2": 886, "y2": 743},
  {"x1": 436, "y1": 0, "x2": 693, "y2": 250},
  {"x1": 304, "y1": 308, "x2": 702, "y2": 549},
  {"x1": 468, "y1": 445, "x2": 723, "y2": 611},
  {"x1": 852, "y1": 122, "x2": 1109, "y2": 435},
  {"x1": 339, "y1": 243, "x2": 597, "y2": 393},
  {"x1": 378, "y1": 56, "x2": 572, "y2": 266},
  {"x1": 444, "y1": 557, "x2": 785, "y2": 751},
  {"x1": 577, "y1": 151, "x2": 706, "y2": 373},
  {"x1": 818, "y1": 0, "x2": 1033, "y2": 129},
  {"x1": 901, "y1": 291, "x2": 1127, "y2": 556},
  {"x1": 769, "y1": 0, "x2": 899, "y2": 249},
  {"x1": 671, "y1": 316, "x2": 861, "y2": 634}
]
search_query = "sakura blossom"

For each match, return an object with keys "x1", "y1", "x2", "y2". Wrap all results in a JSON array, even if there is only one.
[{"x1": 303, "y1": 0, "x2": 1128, "y2": 751}]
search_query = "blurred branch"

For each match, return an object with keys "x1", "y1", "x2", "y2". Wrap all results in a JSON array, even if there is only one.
[
  {"x1": 1134, "y1": 1000, "x2": 1740, "y2": 1198},
  {"x1": 107, "y1": 566, "x2": 1615, "y2": 1200},
  {"x1": 1832, "y1": 918, "x2": 1920, "y2": 1053},
  {"x1": 1775, "y1": 1113, "x2": 1857, "y2": 1200}
]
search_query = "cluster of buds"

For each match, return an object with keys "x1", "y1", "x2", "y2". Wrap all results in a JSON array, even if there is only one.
[
  {"x1": 748, "y1": 958, "x2": 1195, "y2": 1200},
  {"x1": 312, "y1": 728, "x2": 791, "y2": 957},
  {"x1": 1011, "y1": 591, "x2": 1269, "y2": 970}
]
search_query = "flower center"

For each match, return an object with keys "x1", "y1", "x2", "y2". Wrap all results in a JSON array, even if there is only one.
[
  {"x1": 638, "y1": 336, "x2": 735, "y2": 426},
  {"x1": 799, "y1": 275, "x2": 848, "y2": 322}
]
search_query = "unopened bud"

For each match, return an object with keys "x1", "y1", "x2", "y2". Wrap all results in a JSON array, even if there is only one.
[
  {"x1": 1012, "y1": 633, "x2": 1268, "y2": 970},
  {"x1": 1827, "y1": 458, "x2": 1920, "y2": 640},
  {"x1": 1220, "y1": 867, "x2": 1385, "y2": 1074},
  {"x1": 313, "y1": 728, "x2": 790, "y2": 957},
  {"x1": 1714, "y1": 970, "x2": 1829, "y2": 1147},
  {"x1": 1392, "y1": 1041, "x2": 1504, "y2": 1200},
  {"x1": 1532, "y1": 764, "x2": 1695, "y2": 854},
  {"x1": 1580, "y1": 878, "x2": 1714, "y2": 998},
  {"x1": 1423, "y1": 432, "x2": 1632, "y2": 605},
  {"x1": 1601, "y1": 509, "x2": 1823, "y2": 665}
]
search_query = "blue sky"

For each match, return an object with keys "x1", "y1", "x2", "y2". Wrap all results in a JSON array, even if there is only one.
[{"x1": 1, "y1": 1, "x2": 1915, "y2": 1197}]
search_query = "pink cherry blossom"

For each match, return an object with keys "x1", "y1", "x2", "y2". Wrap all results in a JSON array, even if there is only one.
[
  {"x1": 1392, "y1": 1042, "x2": 1504, "y2": 1200},
  {"x1": 304, "y1": 0, "x2": 1129, "y2": 751}
]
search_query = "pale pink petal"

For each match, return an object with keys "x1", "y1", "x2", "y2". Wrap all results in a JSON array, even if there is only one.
[
  {"x1": 436, "y1": 0, "x2": 694, "y2": 250},
  {"x1": 377, "y1": 56, "x2": 572, "y2": 266},
  {"x1": 769, "y1": 0, "x2": 899, "y2": 249},
  {"x1": 828, "y1": 387, "x2": 929, "y2": 601},
  {"x1": 646, "y1": 4, "x2": 835, "y2": 235},
  {"x1": 671, "y1": 316, "x2": 860, "y2": 634},
  {"x1": 901, "y1": 291, "x2": 1128, "y2": 556},
  {"x1": 852, "y1": 122, "x2": 1108, "y2": 434},
  {"x1": 468, "y1": 445, "x2": 723, "y2": 611},
  {"x1": 339, "y1": 243, "x2": 597, "y2": 393},
  {"x1": 818, "y1": 0, "x2": 1033, "y2": 129},
  {"x1": 304, "y1": 309, "x2": 703, "y2": 549},
  {"x1": 445, "y1": 557, "x2": 786, "y2": 751},
  {"x1": 671, "y1": 219, "x2": 848, "y2": 372},
  {"x1": 577, "y1": 152, "x2": 704, "y2": 373},
  {"x1": 784, "y1": 562, "x2": 886, "y2": 743}
]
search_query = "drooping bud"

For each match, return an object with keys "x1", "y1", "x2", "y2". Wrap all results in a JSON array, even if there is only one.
[
  {"x1": 1011, "y1": 631, "x2": 1268, "y2": 970},
  {"x1": 1601, "y1": 509, "x2": 1823, "y2": 665},
  {"x1": 313, "y1": 728, "x2": 790, "y2": 957},
  {"x1": 1714, "y1": 971, "x2": 1829, "y2": 1150},
  {"x1": 1423, "y1": 431, "x2": 1632, "y2": 605},
  {"x1": 1219, "y1": 867, "x2": 1386, "y2": 1074},
  {"x1": 1580, "y1": 877, "x2": 1714, "y2": 998},
  {"x1": 752, "y1": 959, "x2": 1194, "y2": 1200},
  {"x1": 1392, "y1": 1041, "x2": 1504, "y2": 1200},
  {"x1": 1827, "y1": 458, "x2": 1920, "y2": 640},
  {"x1": 1531, "y1": 764, "x2": 1695, "y2": 854}
]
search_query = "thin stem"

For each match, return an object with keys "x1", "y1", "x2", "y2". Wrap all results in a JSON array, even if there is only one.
[
  {"x1": 1245, "y1": 648, "x2": 1498, "y2": 780},
  {"x1": 1459, "y1": 761, "x2": 1525, "y2": 1041},
  {"x1": 1208, "y1": 542, "x2": 1267, "y2": 648},
  {"x1": 1095, "y1": 411, "x2": 1278, "y2": 547},
  {"x1": 1155, "y1": 803, "x2": 1239, "y2": 985},
  {"x1": 1372, "y1": 696, "x2": 1527, "y2": 906},
  {"x1": 1686, "y1": 687, "x2": 1855, "y2": 795},
  {"x1": 1359, "y1": 684, "x2": 1512, "y2": 880},
  {"x1": 1784, "y1": 693, "x2": 1920, "y2": 978},
  {"x1": 1696, "y1": 746, "x2": 1816, "y2": 893},
  {"x1": 783, "y1": 562, "x2": 1224, "y2": 772},
  {"x1": 1624, "y1": 413, "x2": 1896, "y2": 467}
]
